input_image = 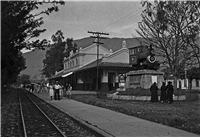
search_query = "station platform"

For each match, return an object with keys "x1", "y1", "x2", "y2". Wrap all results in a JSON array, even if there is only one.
[{"x1": 34, "y1": 91, "x2": 199, "y2": 137}]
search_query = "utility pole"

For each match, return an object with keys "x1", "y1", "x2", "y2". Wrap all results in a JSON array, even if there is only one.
[{"x1": 88, "y1": 31, "x2": 109, "y2": 98}]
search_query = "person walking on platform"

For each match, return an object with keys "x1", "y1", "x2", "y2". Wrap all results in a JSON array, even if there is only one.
[
  {"x1": 48, "y1": 83, "x2": 54, "y2": 100},
  {"x1": 166, "y1": 81, "x2": 174, "y2": 104},
  {"x1": 64, "y1": 83, "x2": 68, "y2": 97},
  {"x1": 67, "y1": 84, "x2": 72, "y2": 99},
  {"x1": 54, "y1": 81, "x2": 61, "y2": 100},
  {"x1": 30, "y1": 84, "x2": 34, "y2": 93},
  {"x1": 150, "y1": 82, "x2": 158, "y2": 102},
  {"x1": 44, "y1": 83, "x2": 49, "y2": 92},
  {"x1": 37, "y1": 83, "x2": 41, "y2": 93},
  {"x1": 160, "y1": 82, "x2": 167, "y2": 103},
  {"x1": 60, "y1": 84, "x2": 64, "y2": 99}
]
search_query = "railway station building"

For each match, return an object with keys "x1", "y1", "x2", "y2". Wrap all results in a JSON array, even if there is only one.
[
  {"x1": 49, "y1": 40, "x2": 132, "y2": 91},
  {"x1": 49, "y1": 40, "x2": 200, "y2": 91}
]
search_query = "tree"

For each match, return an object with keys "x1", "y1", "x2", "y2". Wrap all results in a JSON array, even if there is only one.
[
  {"x1": 137, "y1": 0, "x2": 200, "y2": 91},
  {"x1": 1, "y1": 51, "x2": 27, "y2": 86},
  {"x1": 65, "y1": 38, "x2": 78, "y2": 57},
  {"x1": 1, "y1": 1, "x2": 64, "y2": 86},
  {"x1": 42, "y1": 30, "x2": 78, "y2": 78},
  {"x1": 187, "y1": 67, "x2": 200, "y2": 89},
  {"x1": 42, "y1": 30, "x2": 66, "y2": 78},
  {"x1": 16, "y1": 74, "x2": 31, "y2": 85}
]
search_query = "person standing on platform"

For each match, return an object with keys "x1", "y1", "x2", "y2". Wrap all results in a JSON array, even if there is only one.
[
  {"x1": 54, "y1": 81, "x2": 61, "y2": 100},
  {"x1": 40, "y1": 83, "x2": 44, "y2": 92},
  {"x1": 150, "y1": 82, "x2": 158, "y2": 102},
  {"x1": 64, "y1": 83, "x2": 68, "y2": 97},
  {"x1": 30, "y1": 84, "x2": 34, "y2": 93},
  {"x1": 60, "y1": 84, "x2": 64, "y2": 99},
  {"x1": 48, "y1": 83, "x2": 54, "y2": 100},
  {"x1": 67, "y1": 84, "x2": 72, "y2": 99},
  {"x1": 166, "y1": 81, "x2": 174, "y2": 103},
  {"x1": 160, "y1": 82, "x2": 167, "y2": 103},
  {"x1": 33, "y1": 84, "x2": 37, "y2": 92},
  {"x1": 37, "y1": 83, "x2": 41, "y2": 93},
  {"x1": 44, "y1": 83, "x2": 47, "y2": 92}
]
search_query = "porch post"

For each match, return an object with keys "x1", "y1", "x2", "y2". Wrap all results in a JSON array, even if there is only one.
[{"x1": 101, "y1": 70, "x2": 109, "y2": 91}]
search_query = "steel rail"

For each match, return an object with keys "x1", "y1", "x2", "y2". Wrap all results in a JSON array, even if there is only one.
[
  {"x1": 18, "y1": 91, "x2": 28, "y2": 137},
  {"x1": 23, "y1": 91, "x2": 67, "y2": 137}
]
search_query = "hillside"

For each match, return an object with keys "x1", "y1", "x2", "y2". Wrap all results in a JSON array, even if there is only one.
[
  {"x1": 21, "y1": 48, "x2": 48, "y2": 79},
  {"x1": 74, "y1": 37, "x2": 146, "y2": 51},
  {"x1": 21, "y1": 37, "x2": 145, "y2": 79}
]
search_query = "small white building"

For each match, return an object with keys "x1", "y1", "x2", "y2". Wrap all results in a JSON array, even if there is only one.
[{"x1": 166, "y1": 78, "x2": 200, "y2": 90}]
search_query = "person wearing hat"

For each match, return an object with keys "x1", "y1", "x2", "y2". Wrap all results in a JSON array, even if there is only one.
[
  {"x1": 166, "y1": 81, "x2": 174, "y2": 103},
  {"x1": 160, "y1": 82, "x2": 167, "y2": 103},
  {"x1": 150, "y1": 82, "x2": 158, "y2": 102}
]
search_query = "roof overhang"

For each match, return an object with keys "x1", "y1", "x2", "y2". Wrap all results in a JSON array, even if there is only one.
[{"x1": 62, "y1": 72, "x2": 73, "y2": 77}]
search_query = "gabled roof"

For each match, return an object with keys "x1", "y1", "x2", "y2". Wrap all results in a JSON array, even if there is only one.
[
  {"x1": 75, "y1": 59, "x2": 102, "y2": 71},
  {"x1": 81, "y1": 43, "x2": 112, "y2": 54},
  {"x1": 64, "y1": 43, "x2": 112, "y2": 61},
  {"x1": 106, "y1": 48, "x2": 128, "y2": 60},
  {"x1": 75, "y1": 59, "x2": 132, "y2": 72}
]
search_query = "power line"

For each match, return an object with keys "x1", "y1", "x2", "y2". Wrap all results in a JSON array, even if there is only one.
[
  {"x1": 95, "y1": 4, "x2": 138, "y2": 30},
  {"x1": 93, "y1": 2, "x2": 144, "y2": 36},
  {"x1": 102, "y1": 8, "x2": 143, "y2": 32}
]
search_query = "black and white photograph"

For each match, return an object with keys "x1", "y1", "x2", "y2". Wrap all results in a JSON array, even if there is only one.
[{"x1": 1, "y1": 0, "x2": 200, "y2": 136}]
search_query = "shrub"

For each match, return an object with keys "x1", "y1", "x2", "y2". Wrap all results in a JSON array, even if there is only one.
[
  {"x1": 118, "y1": 88, "x2": 152, "y2": 96},
  {"x1": 185, "y1": 90, "x2": 199, "y2": 101},
  {"x1": 117, "y1": 88, "x2": 187, "y2": 96}
]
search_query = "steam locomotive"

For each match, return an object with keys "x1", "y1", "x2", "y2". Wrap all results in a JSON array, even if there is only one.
[{"x1": 129, "y1": 45, "x2": 160, "y2": 70}]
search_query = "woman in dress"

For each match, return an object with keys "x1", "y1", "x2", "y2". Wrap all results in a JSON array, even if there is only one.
[
  {"x1": 49, "y1": 83, "x2": 54, "y2": 100},
  {"x1": 59, "y1": 84, "x2": 64, "y2": 99},
  {"x1": 67, "y1": 84, "x2": 72, "y2": 99}
]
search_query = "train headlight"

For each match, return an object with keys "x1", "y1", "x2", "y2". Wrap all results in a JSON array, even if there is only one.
[{"x1": 147, "y1": 55, "x2": 156, "y2": 63}]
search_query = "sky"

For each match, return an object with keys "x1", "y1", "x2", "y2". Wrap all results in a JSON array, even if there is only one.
[{"x1": 22, "y1": 0, "x2": 144, "y2": 53}]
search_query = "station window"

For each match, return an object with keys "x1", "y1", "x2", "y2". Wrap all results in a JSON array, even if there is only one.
[
  {"x1": 76, "y1": 59, "x2": 78, "y2": 66},
  {"x1": 129, "y1": 49, "x2": 134, "y2": 55},
  {"x1": 138, "y1": 48, "x2": 141, "y2": 52},
  {"x1": 196, "y1": 80, "x2": 199, "y2": 87}
]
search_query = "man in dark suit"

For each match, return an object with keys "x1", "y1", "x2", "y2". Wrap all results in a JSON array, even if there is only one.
[{"x1": 166, "y1": 81, "x2": 174, "y2": 103}]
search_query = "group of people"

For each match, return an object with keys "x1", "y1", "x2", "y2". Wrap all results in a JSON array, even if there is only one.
[
  {"x1": 28, "y1": 83, "x2": 48, "y2": 93},
  {"x1": 150, "y1": 81, "x2": 174, "y2": 103},
  {"x1": 48, "y1": 81, "x2": 72, "y2": 100},
  {"x1": 27, "y1": 82, "x2": 72, "y2": 100}
]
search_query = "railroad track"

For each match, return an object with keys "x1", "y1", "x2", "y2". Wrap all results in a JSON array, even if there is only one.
[
  {"x1": 1, "y1": 89, "x2": 98, "y2": 137},
  {"x1": 19, "y1": 90, "x2": 66, "y2": 137}
]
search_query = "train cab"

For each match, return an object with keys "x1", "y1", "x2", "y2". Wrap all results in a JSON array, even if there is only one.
[{"x1": 129, "y1": 45, "x2": 159, "y2": 70}]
